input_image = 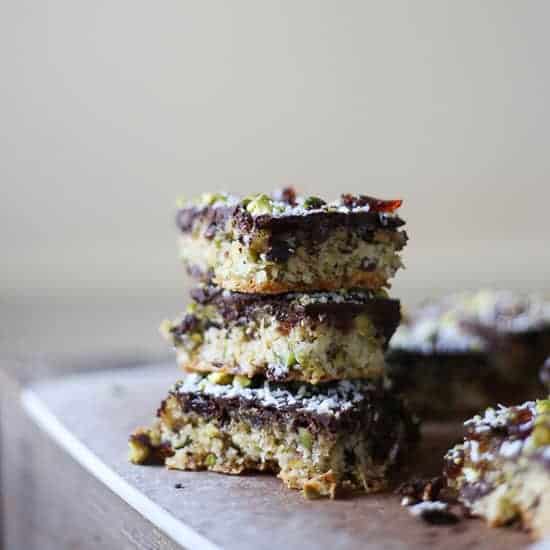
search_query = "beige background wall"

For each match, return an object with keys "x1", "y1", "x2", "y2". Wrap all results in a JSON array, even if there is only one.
[{"x1": 2, "y1": 1, "x2": 549, "y2": 300}]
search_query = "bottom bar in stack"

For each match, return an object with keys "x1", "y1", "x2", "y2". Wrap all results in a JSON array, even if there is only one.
[{"x1": 129, "y1": 374, "x2": 419, "y2": 498}]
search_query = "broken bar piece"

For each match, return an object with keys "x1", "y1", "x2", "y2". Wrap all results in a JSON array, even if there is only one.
[{"x1": 444, "y1": 398, "x2": 550, "y2": 540}]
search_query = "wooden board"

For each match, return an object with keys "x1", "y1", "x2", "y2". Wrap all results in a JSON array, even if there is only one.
[{"x1": 20, "y1": 363, "x2": 537, "y2": 550}]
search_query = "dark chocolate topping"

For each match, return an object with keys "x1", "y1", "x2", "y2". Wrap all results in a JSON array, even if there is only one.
[
  {"x1": 163, "y1": 378, "x2": 419, "y2": 446},
  {"x1": 176, "y1": 190, "x2": 405, "y2": 238},
  {"x1": 183, "y1": 285, "x2": 401, "y2": 340}
]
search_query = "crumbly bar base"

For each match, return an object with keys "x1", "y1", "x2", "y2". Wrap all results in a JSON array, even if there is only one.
[
  {"x1": 453, "y1": 462, "x2": 550, "y2": 540},
  {"x1": 444, "y1": 399, "x2": 550, "y2": 539},
  {"x1": 174, "y1": 312, "x2": 385, "y2": 384},
  {"x1": 179, "y1": 227, "x2": 404, "y2": 293},
  {"x1": 130, "y1": 394, "x2": 398, "y2": 498}
]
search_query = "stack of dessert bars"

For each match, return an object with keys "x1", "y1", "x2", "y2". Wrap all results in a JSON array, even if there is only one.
[{"x1": 129, "y1": 188, "x2": 418, "y2": 498}]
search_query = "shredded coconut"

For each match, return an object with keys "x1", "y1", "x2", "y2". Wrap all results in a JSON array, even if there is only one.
[{"x1": 174, "y1": 374, "x2": 375, "y2": 416}]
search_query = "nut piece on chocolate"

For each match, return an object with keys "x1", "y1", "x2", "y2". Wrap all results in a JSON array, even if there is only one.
[
  {"x1": 386, "y1": 290, "x2": 550, "y2": 419},
  {"x1": 161, "y1": 285, "x2": 401, "y2": 384},
  {"x1": 129, "y1": 374, "x2": 419, "y2": 499},
  {"x1": 176, "y1": 188, "x2": 407, "y2": 294},
  {"x1": 444, "y1": 398, "x2": 550, "y2": 540}
]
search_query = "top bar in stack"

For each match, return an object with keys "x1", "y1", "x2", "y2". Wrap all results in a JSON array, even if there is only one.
[{"x1": 176, "y1": 188, "x2": 407, "y2": 294}]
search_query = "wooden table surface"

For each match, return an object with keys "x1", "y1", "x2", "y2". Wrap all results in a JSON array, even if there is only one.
[
  {"x1": 1, "y1": 295, "x2": 547, "y2": 549},
  {"x1": 16, "y1": 362, "x2": 535, "y2": 550}
]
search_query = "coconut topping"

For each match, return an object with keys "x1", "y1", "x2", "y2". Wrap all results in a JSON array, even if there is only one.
[{"x1": 174, "y1": 373, "x2": 374, "y2": 417}]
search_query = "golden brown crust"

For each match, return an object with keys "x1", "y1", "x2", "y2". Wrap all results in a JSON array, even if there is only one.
[
  {"x1": 178, "y1": 358, "x2": 381, "y2": 385},
  {"x1": 213, "y1": 271, "x2": 390, "y2": 295}
]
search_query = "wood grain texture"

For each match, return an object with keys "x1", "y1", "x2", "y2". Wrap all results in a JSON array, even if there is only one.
[{"x1": 17, "y1": 363, "x2": 534, "y2": 550}]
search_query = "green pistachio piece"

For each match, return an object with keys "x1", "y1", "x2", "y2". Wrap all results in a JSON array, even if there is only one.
[
  {"x1": 355, "y1": 314, "x2": 372, "y2": 336},
  {"x1": 286, "y1": 351, "x2": 297, "y2": 368},
  {"x1": 159, "y1": 319, "x2": 173, "y2": 339},
  {"x1": 190, "y1": 333, "x2": 203, "y2": 346},
  {"x1": 128, "y1": 436, "x2": 151, "y2": 464},
  {"x1": 199, "y1": 192, "x2": 227, "y2": 206},
  {"x1": 207, "y1": 371, "x2": 233, "y2": 385},
  {"x1": 299, "y1": 428, "x2": 313, "y2": 450},
  {"x1": 204, "y1": 424, "x2": 220, "y2": 437},
  {"x1": 205, "y1": 454, "x2": 217, "y2": 467},
  {"x1": 245, "y1": 193, "x2": 273, "y2": 215},
  {"x1": 536, "y1": 399, "x2": 550, "y2": 415},
  {"x1": 233, "y1": 375, "x2": 252, "y2": 388},
  {"x1": 532, "y1": 423, "x2": 550, "y2": 448},
  {"x1": 303, "y1": 196, "x2": 326, "y2": 210},
  {"x1": 175, "y1": 196, "x2": 186, "y2": 209}
]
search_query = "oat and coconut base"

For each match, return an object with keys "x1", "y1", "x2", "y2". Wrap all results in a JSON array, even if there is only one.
[
  {"x1": 129, "y1": 374, "x2": 419, "y2": 498},
  {"x1": 444, "y1": 398, "x2": 550, "y2": 539},
  {"x1": 176, "y1": 188, "x2": 407, "y2": 294},
  {"x1": 161, "y1": 285, "x2": 400, "y2": 384}
]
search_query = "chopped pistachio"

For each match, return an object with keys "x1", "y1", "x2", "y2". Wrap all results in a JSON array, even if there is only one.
[
  {"x1": 245, "y1": 193, "x2": 273, "y2": 216},
  {"x1": 186, "y1": 302, "x2": 198, "y2": 314},
  {"x1": 207, "y1": 371, "x2": 233, "y2": 385},
  {"x1": 536, "y1": 399, "x2": 550, "y2": 415},
  {"x1": 204, "y1": 424, "x2": 220, "y2": 437},
  {"x1": 205, "y1": 454, "x2": 217, "y2": 467},
  {"x1": 175, "y1": 196, "x2": 186, "y2": 209},
  {"x1": 233, "y1": 375, "x2": 252, "y2": 388},
  {"x1": 159, "y1": 319, "x2": 173, "y2": 339},
  {"x1": 286, "y1": 351, "x2": 297, "y2": 368},
  {"x1": 486, "y1": 487, "x2": 519, "y2": 527},
  {"x1": 148, "y1": 428, "x2": 162, "y2": 447},
  {"x1": 199, "y1": 192, "x2": 227, "y2": 206},
  {"x1": 355, "y1": 314, "x2": 373, "y2": 336},
  {"x1": 128, "y1": 438, "x2": 150, "y2": 464},
  {"x1": 303, "y1": 196, "x2": 326, "y2": 210},
  {"x1": 299, "y1": 428, "x2": 313, "y2": 450},
  {"x1": 532, "y1": 423, "x2": 550, "y2": 448},
  {"x1": 190, "y1": 333, "x2": 203, "y2": 346},
  {"x1": 303, "y1": 482, "x2": 323, "y2": 499}
]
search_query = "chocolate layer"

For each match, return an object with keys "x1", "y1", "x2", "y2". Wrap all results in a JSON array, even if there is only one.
[
  {"x1": 161, "y1": 377, "x2": 419, "y2": 449},
  {"x1": 175, "y1": 286, "x2": 401, "y2": 341}
]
